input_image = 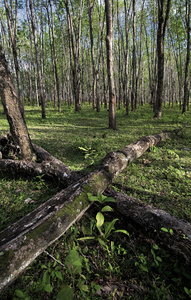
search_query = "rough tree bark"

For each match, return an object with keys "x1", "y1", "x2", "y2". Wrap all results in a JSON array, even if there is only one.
[
  {"x1": 65, "y1": 0, "x2": 84, "y2": 112},
  {"x1": 105, "y1": 0, "x2": 117, "y2": 130},
  {"x1": 87, "y1": 0, "x2": 96, "y2": 110},
  {"x1": 123, "y1": 0, "x2": 131, "y2": 115},
  {"x1": 4, "y1": 0, "x2": 22, "y2": 106},
  {"x1": 49, "y1": 0, "x2": 60, "y2": 112},
  {"x1": 0, "y1": 129, "x2": 180, "y2": 292},
  {"x1": 154, "y1": 0, "x2": 171, "y2": 119},
  {"x1": 0, "y1": 142, "x2": 79, "y2": 186},
  {"x1": 182, "y1": 0, "x2": 190, "y2": 113},
  {"x1": 131, "y1": 0, "x2": 136, "y2": 112},
  {"x1": 0, "y1": 45, "x2": 34, "y2": 161},
  {"x1": 29, "y1": 0, "x2": 46, "y2": 119},
  {"x1": 106, "y1": 188, "x2": 191, "y2": 263}
]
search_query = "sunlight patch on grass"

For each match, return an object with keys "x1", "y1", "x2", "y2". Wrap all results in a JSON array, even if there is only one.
[{"x1": 0, "y1": 103, "x2": 191, "y2": 223}]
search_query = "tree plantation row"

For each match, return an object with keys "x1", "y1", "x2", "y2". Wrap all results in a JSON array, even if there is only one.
[{"x1": 0, "y1": 0, "x2": 190, "y2": 121}]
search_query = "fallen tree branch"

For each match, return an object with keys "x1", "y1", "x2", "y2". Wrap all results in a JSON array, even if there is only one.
[
  {"x1": 105, "y1": 188, "x2": 191, "y2": 263},
  {"x1": 0, "y1": 143, "x2": 80, "y2": 186},
  {"x1": 0, "y1": 168, "x2": 111, "y2": 292},
  {"x1": 0, "y1": 130, "x2": 183, "y2": 292}
]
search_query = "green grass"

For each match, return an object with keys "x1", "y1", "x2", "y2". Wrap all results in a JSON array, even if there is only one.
[
  {"x1": 0, "y1": 175, "x2": 60, "y2": 231},
  {"x1": 0, "y1": 102, "x2": 191, "y2": 299}
]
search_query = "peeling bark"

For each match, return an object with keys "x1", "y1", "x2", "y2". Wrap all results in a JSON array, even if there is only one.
[
  {"x1": 0, "y1": 143, "x2": 80, "y2": 187},
  {"x1": 0, "y1": 167, "x2": 111, "y2": 292},
  {"x1": 0, "y1": 129, "x2": 184, "y2": 292}
]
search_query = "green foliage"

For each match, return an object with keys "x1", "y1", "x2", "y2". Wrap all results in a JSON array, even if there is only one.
[
  {"x1": 0, "y1": 174, "x2": 59, "y2": 231},
  {"x1": 78, "y1": 146, "x2": 98, "y2": 165},
  {"x1": 0, "y1": 104, "x2": 191, "y2": 299},
  {"x1": 184, "y1": 287, "x2": 191, "y2": 298},
  {"x1": 135, "y1": 253, "x2": 149, "y2": 273},
  {"x1": 87, "y1": 191, "x2": 116, "y2": 205},
  {"x1": 78, "y1": 192, "x2": 129, "y2": 252},
  {"x1": 57, "y1": 286, "x2": 74, "y2": 300},
  {"x1": 14, "y1": 289, "x2": 30, "y2": 300},
  {"x1": 161, "y1": 227, "x2": 174, "y2": 235},
  {"x1": 65, "y1": 249, "x2": 82, "y2": 275},
  {"x1": 150, "y1": 244, "x2": 162, "y2": 267}
]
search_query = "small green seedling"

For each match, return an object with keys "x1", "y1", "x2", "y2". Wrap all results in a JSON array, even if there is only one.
[
  {"x1": 151, "y1": 244, "x2": 162, "y2": 267},
  {"x1": 161, "y1": 227, "x2": 174, "y2": 235},
  {"x1": 78, "y1": 193, "x2": 129, "y2": 251},
  {"x1": 184, "y1": 287, "x2": 191, "y2": 298}
]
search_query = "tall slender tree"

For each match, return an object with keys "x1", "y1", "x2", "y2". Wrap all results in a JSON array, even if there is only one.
[
  {"x1": 47, "y1": 0, "x2": 60, "y2": 112},
  {"x1": 29, "y1": 0, "x2": 46, "y2": 119},
  {"x1": 65, "y1": 0, "x2": 84, "y2": 112},
  {"x1": 131, "y1": 0, "x2": 136, "y2": 111},
  {"x1": 182, "y1": 0, "x2": 190, "y2": 113},
  {"x1": 154, "y1": 0, "x2": 171, "y2": 118},
  {"x1": 87, "y1": 0, "x2": 96, "y2": 109},
  {"x1": 123, "y1": 0, "x2": 131, "y2": 115},
  {"x1": 105, "y1": 0, "x2": 116, "y2": 130},
  {"x1": 0, "y1": 0, "x2": 189, "y2": 115},
  {"x1": 4, "y1": 0, "x2": 24, "y2": 115}
]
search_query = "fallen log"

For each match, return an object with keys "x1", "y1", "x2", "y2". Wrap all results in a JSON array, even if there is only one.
[
  {"x1": 0, "y1": 143, "x2": 80, "y2": 187},
  {"x1": 106, "y1": 188, "x2": 191, "y2": 263},
  {"x1": 0, "y1": 130, "x2": 181, "y2": 292}
]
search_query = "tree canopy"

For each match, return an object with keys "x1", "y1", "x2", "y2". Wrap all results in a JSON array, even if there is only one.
[{"x1": 0, "y1": 0, "x2": 190, "y2": 118}]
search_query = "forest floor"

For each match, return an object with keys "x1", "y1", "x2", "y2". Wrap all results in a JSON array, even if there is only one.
[{"x1": 0, "y1": 103, "x2": 191, "y2": 299}]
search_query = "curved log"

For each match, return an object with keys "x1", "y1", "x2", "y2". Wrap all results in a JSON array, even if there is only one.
[
  {"x1": 0, "y1": 143, "x2": 80, "y2": 187},
  {"x1": 0, "y1": 130, "x2": 181, "y2": 292}
]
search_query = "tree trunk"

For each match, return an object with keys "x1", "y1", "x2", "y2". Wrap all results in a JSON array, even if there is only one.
[
  {"x1": 25, "y1": 0, "x2": 39, "y2": 106},
  {"x1": 102, "y1": 47, "x2": 107, "y2": 109},
  {"x1": 123, "y1": 0, "x2": 131, "y2": 115},
  {"x1": 117, "y1": 0, "x2": 121, "y2": 110},
  {"x1": 46, "y1": 0, "x2": 57, "y2": 108},
  {"x1": 135, "y1": 1, "x2": 145, "y2": 108},
  {"x1": 106, "y1": 187, "x2": 191, "y2": 264},
  {"x1": 47, "y1": 0, "x2": 60, "y2": 112},
  {"x1": 40, "y1": 2, "x2": 47, "y2": 111},
  {"x1": 29, "y1": 0, "x2": 46, "y2": 119},
  {"x1": 87, "y1": 0, "x2": 96, "y2": 110},
  {"x1": 154, "y1": 0, "x2": 171, "y2": 119},
  {"x1": 105, "y1": 0, "x2": 117, "y2": 130},
  {"x1": 96, "y1": 5, "x2": 106, "y2": 110},
  {"x1": 182, "y1": 0, "x2": 190, "y2": 113},
  {"x1": 0, "y1": 129, "x2": 178, "y2": 292},
  {"x1": 0, "y1": 10, "x2": 15, "y2": 80},
  {"x1": 131, "y1": 0, "x2": 136, "y2": 112},
  {"x1": 65, "y1": 0, "x2": 84, "y2": 112},
  {"x1": 0, "y1": 45, "x2": 34, "y2": 161},
  {"x1": 0, "y1": 142, "x2": 80, "y2": 186},
  {"x1": 4, "y1": 0, "x2": 23, "y2": 109}
]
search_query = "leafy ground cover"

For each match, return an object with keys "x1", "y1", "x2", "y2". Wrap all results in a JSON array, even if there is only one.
[{"x1": 0, "y1": 103, "x2": 191, "y2": 299}]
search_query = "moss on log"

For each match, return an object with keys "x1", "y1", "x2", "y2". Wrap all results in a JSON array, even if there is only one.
[{"x1": 0, "y1": 130, "x2": 177, "y2": 292}]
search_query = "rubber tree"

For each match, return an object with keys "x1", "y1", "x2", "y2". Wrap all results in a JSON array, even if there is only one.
[
  {"x1": 182, "y1": 0, "x2": 190, "y2": 113},
  {"x1": 29, "y1": 0, "x2": 46, "y2": 119},
  {"x1": 64, "y1": 0, "x2": 84, "y2": 112},
  {"x1": 0, "y1": 45, "x2": 34, "y2": 161},
  {"x1": 4, "y1": 0, "x2": 22, "y2": 106},
  {"x1": 154, "y1": 0, "x2": 171, "y2": 119},
  {"x1": 105, "y1": 0, "x2": 117, "y2": 130}
]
